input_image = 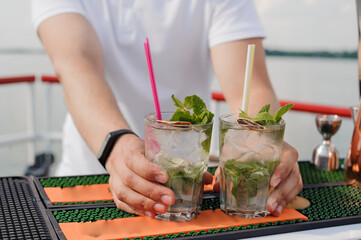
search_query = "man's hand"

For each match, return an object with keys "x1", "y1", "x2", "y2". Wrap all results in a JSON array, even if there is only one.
[
  {"x1": 212, "y1": 142, "x2": 302, "y2": 216},
  {"x1": 105, "y1": 134, "x2": 175, "y2": 218},
  {"x1": 106, "y1": 134, "x2": 214, "y2": 217},
  {"x1": 266, "y1": 142, "x2": 302, "y2": 216}
]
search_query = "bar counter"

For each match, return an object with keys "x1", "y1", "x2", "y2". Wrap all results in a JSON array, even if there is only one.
[{"x1": 1, "y1": 161, "x2": 360, "y2": 239}]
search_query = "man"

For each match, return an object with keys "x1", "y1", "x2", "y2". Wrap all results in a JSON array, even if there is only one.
[{"x1": 32, "y1": 0, "x2": 302, "y2": 218}]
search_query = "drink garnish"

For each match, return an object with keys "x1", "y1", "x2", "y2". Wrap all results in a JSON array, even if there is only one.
[
  {"x1": 238, "y1": 103, "x2": 294, "y2": 126},
  {"x1": 170, "y1": 94, "x2": 214, "y2": 125},
  {"x1": 170, "y1": 94, "x2": 214, "y2": 153},
  {"x1": 237, "y1": 118, "x2": 265, "y2": 130},
  {"x1": 157, "y1": 120, "x2": 192, "y2": 127}
]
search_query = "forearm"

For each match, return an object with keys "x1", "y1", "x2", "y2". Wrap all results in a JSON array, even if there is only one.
[
  {"x1": 211, "y1": 38, "x2": 279, "y2": 115},
  {"x1": 241, "y1": 82, "x2": 279, "y2": 116},
  {"x1": 38, "y1": 13, "x2": 130, "y2": 155},
  {"x1": 56, "y1": 57, "x2": 130, "y2": 155}
]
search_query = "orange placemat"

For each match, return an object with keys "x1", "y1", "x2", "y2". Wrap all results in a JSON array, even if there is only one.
[
  {"x1": 44, "y1": 184, "x2": 113, "y2": 203},
  {"x1": 59, "y1": 208, "x2": 307, "y2": 240},
  {"x1": 45, "y1": 182, "x2": 216, "y2": 204}
]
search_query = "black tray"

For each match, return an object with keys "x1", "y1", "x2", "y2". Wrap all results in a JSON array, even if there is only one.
[
  {"x1": 0, "y1": 176, "x2": 58, "y2": 239},
  {"x1": 45, "y1": 182, "x2": 361, "y2": 240},
  {"x1": 33, "y1": 174, "x2": 115, "y2": 209}
]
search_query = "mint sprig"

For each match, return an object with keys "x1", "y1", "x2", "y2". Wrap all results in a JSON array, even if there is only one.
[
  {"x1": 170, "y1": 94, "x2": 214, "y2": 153},
  {"x1": 239, "y1": 104, "x2": 294, "y2": 126},
  {"x1": 170, "y1": 95, "x2": 214, "y2": 125}
]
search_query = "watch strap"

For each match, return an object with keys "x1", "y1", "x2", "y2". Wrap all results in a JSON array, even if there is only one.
[{"x1": 97, "y1": 129, "x2": 137, "y2": 168}]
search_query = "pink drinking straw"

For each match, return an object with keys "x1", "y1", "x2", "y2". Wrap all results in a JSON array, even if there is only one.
[{"x1": 144, "y1": 38, "x2": 162, "y2": 120}]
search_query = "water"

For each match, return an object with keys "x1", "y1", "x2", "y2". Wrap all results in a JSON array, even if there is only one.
[{"x1": 0, "y1": 54, "x2": 358, "y2": 176}]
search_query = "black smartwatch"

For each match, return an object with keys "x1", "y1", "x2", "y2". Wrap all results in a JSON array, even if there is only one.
[{"x1": 97, "y1": 129, "x2": 137, "y2": 168}]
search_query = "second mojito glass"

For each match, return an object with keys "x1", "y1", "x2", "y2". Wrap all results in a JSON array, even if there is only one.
[
  {"x1": 144, "y1": 112, "x2": 213, "y2": 221},
  {"x1": 219, "y1": 113, "x2": 285, "y2": 218}
]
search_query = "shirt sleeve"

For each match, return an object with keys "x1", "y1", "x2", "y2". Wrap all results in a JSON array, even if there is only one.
[
  {"x1": 31, "y1": 0, "x2": 86, "y2": 31},
  {"x1": 208, "y1": 0, "x2": 266, "y2": 48}
]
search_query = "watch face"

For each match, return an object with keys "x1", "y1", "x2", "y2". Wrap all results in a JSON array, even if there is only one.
[{"x1": 97, "y1": 133, "x2": 112, "y2": 159}]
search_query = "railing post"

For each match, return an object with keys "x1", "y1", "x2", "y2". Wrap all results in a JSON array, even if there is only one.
[
  {"x1": 43, "y1": 81, "x2": 52, "y2": 152},
  {"x1": 26, "y1": 80, "x2": 37, "y2": 165}
]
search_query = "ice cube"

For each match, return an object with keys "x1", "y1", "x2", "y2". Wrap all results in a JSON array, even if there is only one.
[
  {"x1": 153, "y1": 128, "x2": 208, "y2": 165},
  {"x1": 238, "y1": 150, "x2": 260, "y2": 162},
  {"x1": 221, "y1": 128, "x2": 283, "y2": 162},
  {"x1": 155, "y1": 151, "x2": 185, "y2": 170},
  {"x1": 221, "y1": 129, "x2": 258, "y2": 161}
]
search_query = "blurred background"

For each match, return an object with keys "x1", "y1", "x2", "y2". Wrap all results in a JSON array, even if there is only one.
[{"x1": 0, "y1": 0, "x2": 358, "y2": 176}]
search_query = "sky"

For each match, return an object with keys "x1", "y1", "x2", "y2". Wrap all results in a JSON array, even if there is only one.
[
  {"x1": 255, "y1": 0, "x2": 358, "y2": 51},
  {"x1": 0, "y1": 0, "x2": 359, "y2": 51}
]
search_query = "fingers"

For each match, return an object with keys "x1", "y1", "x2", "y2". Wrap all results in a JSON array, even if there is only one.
[
  {"x1": 213, "y1": 167, "x2": 220, "y2": 192},
  {"x1": 213, "y1": 181, "x2": 220, "y2": 192},
  {"x1": 214, "y1": 167, "x2": 220, "y2": 179},
  {"x1": 125, "y1": 149, "x2": 169, "y2": 184},
  {"x1": 117, "y1": 146, "x2": 176, "y2": 208},
  {"x1": 107, "y1": 137, "x2": 176, "y2": 216},
  {"x1": 109, "y1": 174, "x2": 173, "y2": 216},
  {"x1": 270, "y1": 141, "x2": 298, "y2": 188},
  {"x1": 120, "y1": 168, "x2": 175, "y2": 205},
  {"x1": 111, "y1": 187, "x2": 157, "y2": 218},
  {"x1": 204, "y1": 172, "x2": 213, "y2": 185},
  {"x1": 267, "y1": 163, "x2": 303, "y2": 216}
]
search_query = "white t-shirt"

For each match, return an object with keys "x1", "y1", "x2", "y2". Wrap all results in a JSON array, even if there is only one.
[{"x1": 32, "y1": 0, "x2": 265, "y2": 176}]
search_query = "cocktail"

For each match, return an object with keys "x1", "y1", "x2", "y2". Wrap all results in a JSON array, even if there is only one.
[
  {"x1": 219, "y1": 104, "x2": 290, "y2": 218},
  {"x1": 144, "y1": 95, "x2": 214, "y2": 221}
]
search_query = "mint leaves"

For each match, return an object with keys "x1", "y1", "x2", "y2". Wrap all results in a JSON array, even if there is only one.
[
  {"x1": 170, "y1": 95, "x2": 214, "y2": 125},
  {"x1": 239, "y1": 104, "x2": 294, "y2": 126},
  {"x1": 224, "y1": 159, "x2": 280, "y2": 201},
  {"x1": 166, "y1": 163, "x2": 206, "y2": 199},
  {"x1": 170, "y1": 95, "x2": 214, "y2": 153}
]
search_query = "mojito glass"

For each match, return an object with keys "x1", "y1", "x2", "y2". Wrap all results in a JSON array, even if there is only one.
[
  {"x1": 219, "y1": 114, "x2": 285, "y2": 218},
  {"x1": 144, "y1": 112, "x2": 213, "y2": 221}
]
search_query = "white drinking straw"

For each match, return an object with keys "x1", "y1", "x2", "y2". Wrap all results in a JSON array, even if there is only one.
[{"x1": 241, "y1": 44, "x2": 256, "y2": 113}]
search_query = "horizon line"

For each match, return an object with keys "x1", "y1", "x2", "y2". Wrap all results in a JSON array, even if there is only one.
[{"x1": 0, "y1": 48, "x2": 357, "y2": 59}]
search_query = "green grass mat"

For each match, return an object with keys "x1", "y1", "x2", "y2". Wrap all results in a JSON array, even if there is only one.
[
  {"x1": 298, "y1": 161, "x2": 344, "y2": 184},
  {"x1": 299, "y1": 185, "x2": 361, "y2": 221}
]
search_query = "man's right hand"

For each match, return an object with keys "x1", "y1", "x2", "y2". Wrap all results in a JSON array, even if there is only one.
[{"x1": 105, "y1": 134, "x2": 176, "y2": 218}]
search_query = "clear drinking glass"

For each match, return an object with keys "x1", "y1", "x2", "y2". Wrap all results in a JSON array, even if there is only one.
[
  {"x1": 144, "y1": 112, "x2": 213, "y2": 221},
  {"x1": 219, "y1": 113, "x2": 285, "y2": 218}
]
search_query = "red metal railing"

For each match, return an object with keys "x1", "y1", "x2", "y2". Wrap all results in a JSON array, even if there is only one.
[
  {"x1": 40, "y1": 76, "x2": 355, "y2": 118},
  {"x1": 0, "y1": 76, "x2": 353, "y2": 119},
  {"x1": 41, "y1": 75, "x2": 59, "y2": 83},
  {"x1": 211, "y1": 92, "x2": 352, "y2": 118},
  {"x1": 0, "y1": 75, "x2": 35, "y2": 85},
  {"x1": 0, "y1": 74, "x2": 354, "y2": 165}
]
